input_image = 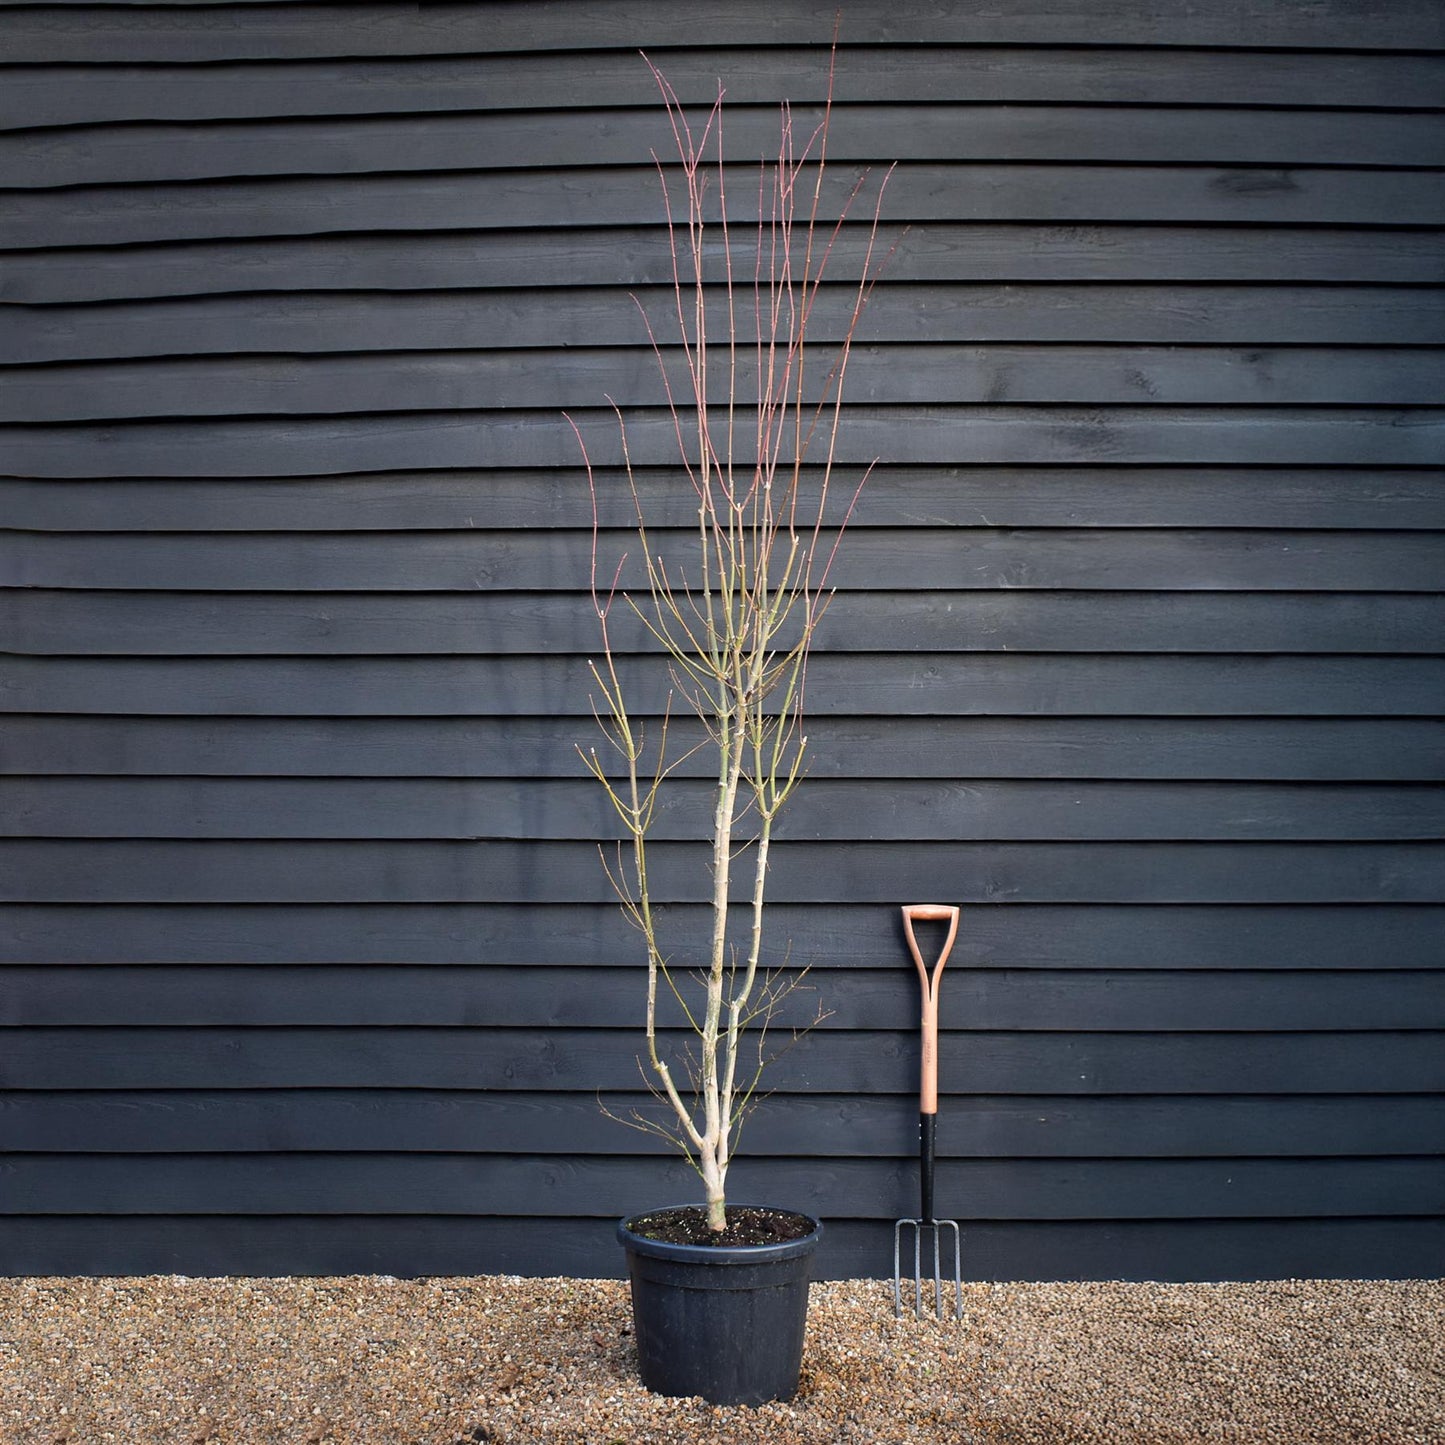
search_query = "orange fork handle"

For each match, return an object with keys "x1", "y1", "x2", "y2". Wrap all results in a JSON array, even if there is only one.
[{"x1": 902, "y1": 904, "x2": 960, "y2": 1115}]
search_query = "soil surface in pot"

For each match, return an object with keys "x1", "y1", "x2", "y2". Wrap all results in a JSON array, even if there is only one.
[{"x1": 627, "y1": 1205, "x2": 814, "y2": 1247}]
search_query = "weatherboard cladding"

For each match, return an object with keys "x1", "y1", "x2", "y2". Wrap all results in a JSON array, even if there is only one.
[{"x1": 1, "y1": 0, "x2": 1442, "y2": 1279}]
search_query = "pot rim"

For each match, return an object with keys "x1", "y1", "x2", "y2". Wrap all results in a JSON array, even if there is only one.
[{"x1": 618, "y1": 1204, "x2": 821, "y2": 1266}]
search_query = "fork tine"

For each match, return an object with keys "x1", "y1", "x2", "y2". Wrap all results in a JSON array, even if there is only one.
[
  {"x1": 892, "y1": 1219, "x2": 904, "y2": 1316},
  {"x1": 932, "y1": 1222, "x2": 944, "y2": 1317},
  {"x1": 892, "y1": 1218, "x2": 963, "y2": 1320},
  {"x1": 934, "y1": 1219, "x2": 962, "y2": 1320},
  {"x1": 913, "y1": 1219, "x2": 923, "y2": 1315}
]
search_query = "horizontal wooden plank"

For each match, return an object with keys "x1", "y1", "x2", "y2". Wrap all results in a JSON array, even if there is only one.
[
  {"x1": 3, "y1": 166, "x2": 1438, "y2": 251},
  {"x1": 3, "y1": 1152, "x2": 1440, "y2": 1219},
  {"x1": 8, "y1": 778, "x2": 1441, "y2": 843},
  {"x1": 4, "y1": 467, "x2": 1440, "y2": 532},
  {"x1": 4, "y1": 407, "x2": 1442, "y2": 478},
  {"x1": 2, "y1": 1027, "x2": 1441, "y2": 1093},
  {"x1": 4, "y1": 1090, "x2": 1438, "y2": 1159},
  {"x1": 9, "y1": 289, "x2": 1441, "y2": 369},
  {"x1": 1, "y1": 1214, "x2": 1440, "y2": 1282},
  {"x1": 4, "y1": 965, "x2": 1439, "y2": 1031},
  {"x1": 4, "y1": 1214, "x2": 1440, "y2": 1282},
  {"x1": 7, "y1": 47, "x2": 1445, "y2": 131},
  {"x1": 7, "y1": 228, "x2": 1441, "y2": 305},
  {"x1": 9, "y1": 716, "x2": 1439, "y2": 781},
  {"x1": 8, "y1": 346, "x2": 1441, "y2": 423},
  {"x1": 7, "y1": 107, "x2": 1441, "y2": 190},
  {"x1": 0, "y1": 530, "x2": 1398, "y2": 605},
  {"x1": 6, "y1": 50, "x2": 1444, "y2": 134},
  {"x1": 2, "y1": 1, "x2": 1438, "y2": 62},
  {"x1": 3, "y1": 902, "x2": 1436, "y2": 970},
  {"x1": 7, "y1": 654, "x2": 1442, "y2": 717},
  {"x1": 2, "y1": 839, "x2": 1440, "y2": 904},
  {"x1": 7, "y1": 528, "x2": 1440, "y2": 593}
]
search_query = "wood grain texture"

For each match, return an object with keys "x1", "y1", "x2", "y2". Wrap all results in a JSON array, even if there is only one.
[
  {"x1": 2, "y1": 1, "x2": 1440, "y2": 63},
  {"x1": 6, "y1": 107, "x2": 1441, "y2": 190},
  {"x1": 6, "y1": 51, "x2": 1445, "y2": 130},
  {"x1": 4, "y1": 965, "x2": 1440, "y2": 1031},
  {"x1": 7, "y1": 228, "x2": 1441, "y2": 305},
  {"x1": 8, "y1": 654, "x2": 1442, "y2": 716},
  {"x1": 4, "y1": 903, "x2": 1438, "y2": 969},
  {"x1": 4, "y1": 0, "x2": 1441, "y2": 1279},
  {"x1": 4, "y1": 408, "x2": 1441, "y2": 478},
  {"x1": 10, "y1": 346, "x2": 1442, "y2": 420},
  {"x1": 3, "y1": 1027, "x2": 1441, "y2": 1093},
  {"x1": 4, "y1": 1090, "x2": 1439, "y2": 1158},
  {"x1": 4, "y1": 1153, "x2": 1440, "y2": 1219},
  {"x1": 4, "y1": 468, "x2": 1440, "y2": 530},
  {"x1": 6, "y1": 777, "x2": 1441, "y2": 842},
  {"x1": 8, "y1": 527, "x2": 1441, "y2": 592},
  {"x1": 8, "y1": 290, "x2": 1441, "y2": 368},
  {"x1": 2, "y1": 839, "x2": 1441, "y2": 904},
  {"x1": 8, "y1": 587, "x2": 1432, "y2": 655},
  {"x1": 7, "y1": 716, "x2": 1440, "y2": 780},
  {"x1": 11, "y1": 346, "x2": 1445, "y2": 421},
  {"x1": 0, "y1": 1214, "x2": 1439, "y2": 1282},
  {"x1": 4, "y1": 166, "x2": 1438, "y2": 251}
]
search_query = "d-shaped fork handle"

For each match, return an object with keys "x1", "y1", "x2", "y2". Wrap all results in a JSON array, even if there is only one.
[{"x1": 902, "y1": 904, "x2": 960, "y2": 1115}]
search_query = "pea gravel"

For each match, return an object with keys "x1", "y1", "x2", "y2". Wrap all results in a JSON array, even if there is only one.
[{"x1": 1, "y1": 1276, "x2": 1440, "y2": 1444}]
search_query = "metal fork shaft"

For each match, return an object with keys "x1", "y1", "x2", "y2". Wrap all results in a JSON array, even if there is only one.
[{"x1": 919, "y1": 1112, "x2": 935, "y2": 1222}]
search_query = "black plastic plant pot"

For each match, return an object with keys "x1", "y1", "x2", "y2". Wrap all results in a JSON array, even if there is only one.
[{"x1": 617, "y1": 1208, "x2": 822, "y2": 1406}]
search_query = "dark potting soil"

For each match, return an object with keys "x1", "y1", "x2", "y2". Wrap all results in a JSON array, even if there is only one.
[{"x1": 626, "y1": 1205, "x2": 815, "y2": 1248}]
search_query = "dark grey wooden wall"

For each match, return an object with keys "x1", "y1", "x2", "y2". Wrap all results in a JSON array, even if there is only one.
[{"x1": 2, "y1": 0, "x2": 1443, "y2": 1281}]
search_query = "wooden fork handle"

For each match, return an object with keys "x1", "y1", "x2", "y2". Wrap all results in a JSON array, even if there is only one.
[{"x1": 901, "y1": 904, "x2": 960, "y2": 1115}]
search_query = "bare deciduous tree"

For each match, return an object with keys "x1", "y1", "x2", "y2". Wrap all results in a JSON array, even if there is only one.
[{"x1": 567, "y1": 47, "x2": 894, "y2": 1233}]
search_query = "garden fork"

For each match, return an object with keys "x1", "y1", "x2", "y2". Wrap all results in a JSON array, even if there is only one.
[{"x1": 893, "y1": 903, "x2": 963, "y2": 1320}]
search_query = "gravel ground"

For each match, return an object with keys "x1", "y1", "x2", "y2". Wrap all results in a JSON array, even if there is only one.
[{"x1": 1, "y1": 1275, "x2": 1440, "y2": 1444}]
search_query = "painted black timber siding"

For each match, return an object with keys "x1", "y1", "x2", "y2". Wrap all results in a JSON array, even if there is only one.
[{"x1": 1, "y1": 0, "x2": 1442, "y2": 1281}]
